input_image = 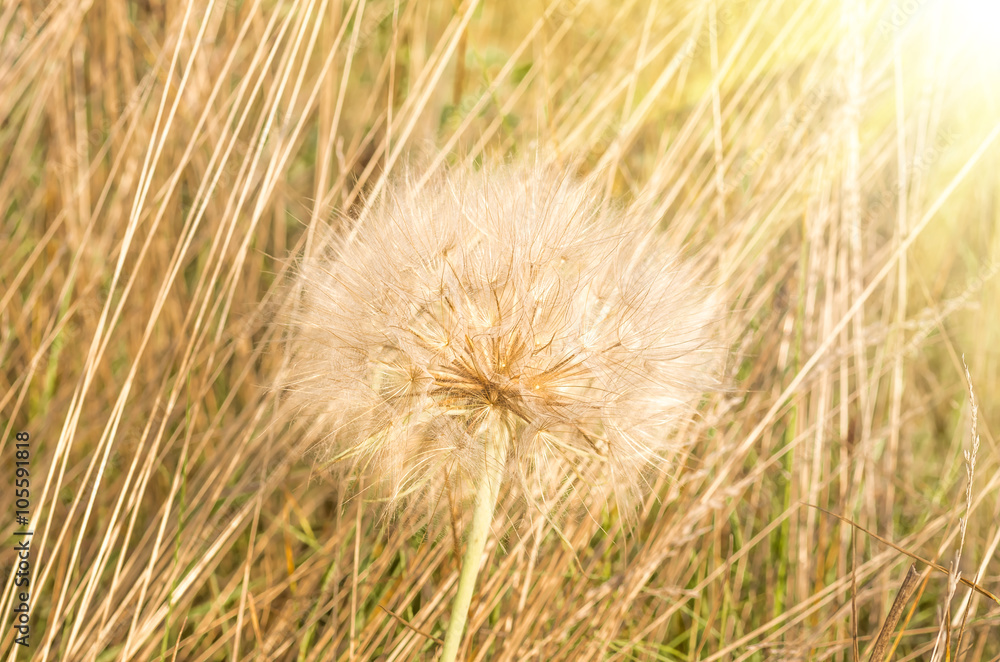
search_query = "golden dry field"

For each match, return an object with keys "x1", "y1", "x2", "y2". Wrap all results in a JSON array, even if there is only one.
[{"x1": 2, "y1": 0, "x2": 1000, "y2": 660}]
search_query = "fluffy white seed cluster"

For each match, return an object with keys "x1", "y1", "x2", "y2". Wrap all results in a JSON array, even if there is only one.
[{"x1": 282, "y1": 161, "x2": 721, "y2": 507}]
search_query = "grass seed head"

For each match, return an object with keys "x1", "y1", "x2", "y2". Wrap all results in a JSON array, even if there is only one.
[{"x1": 281, "y1": 159, "x2": 724, "y2": 510}]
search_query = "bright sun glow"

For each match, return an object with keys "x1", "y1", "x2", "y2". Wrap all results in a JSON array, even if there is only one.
[
  {"x1": 944, "y1": 0, "x2": 1000, "y2": 61},
  {"x1": 880, "y1": 0, "x2": 1000, "y2": 65}
]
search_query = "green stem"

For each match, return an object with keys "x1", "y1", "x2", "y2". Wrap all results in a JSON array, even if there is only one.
[{"x1": 440, "y1": 449, "x2": 502, "y2": 662}]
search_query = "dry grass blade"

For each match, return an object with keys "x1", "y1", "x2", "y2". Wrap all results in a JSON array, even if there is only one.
[
  {"x1": 378, "y1": 605, "x2": 445, "y2": 646},
  {"x1": 953, "y1": 356, "x2": 984, "y2": 660},
  {"x1": 804, "y1": 504, "x2": 1000, "y2": 606},
  {"x1": 868, "y1": 564, "x2": 923, "y2": 662},
  {"x1": 852, "y1": 533, "x2": 861, "y2": 662}
]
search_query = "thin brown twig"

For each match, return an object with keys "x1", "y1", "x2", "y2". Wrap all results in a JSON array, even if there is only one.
[
  {"x1": 379, "y1": 605, "x2": 445, "y2": 645},
  {"x1": 803, "y1": 503, "x2": 1000, "y2": 606}
]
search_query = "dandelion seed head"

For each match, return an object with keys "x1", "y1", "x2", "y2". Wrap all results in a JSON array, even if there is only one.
[{"x1": 281, "y1": 160, "x2": 723, "y2": 510}]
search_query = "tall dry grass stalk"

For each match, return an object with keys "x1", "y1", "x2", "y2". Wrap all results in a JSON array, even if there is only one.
[{"x1": 2, "y1": 0, "x2": 1000, "y2": 660}]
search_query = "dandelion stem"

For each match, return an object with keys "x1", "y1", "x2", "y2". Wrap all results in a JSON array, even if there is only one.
[{"x1": 440, "y1": 445, "x2": 502, "y2": 662}]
